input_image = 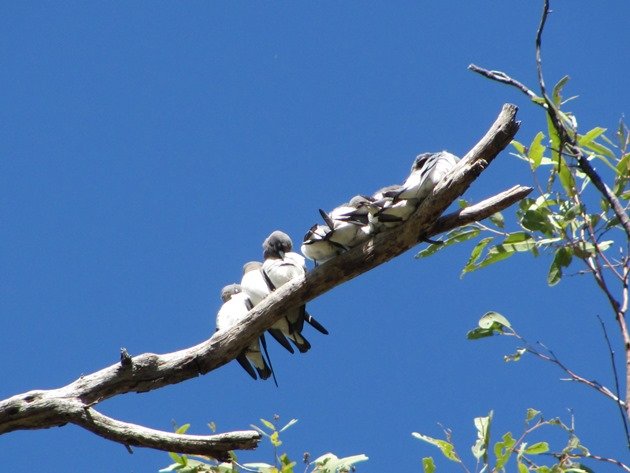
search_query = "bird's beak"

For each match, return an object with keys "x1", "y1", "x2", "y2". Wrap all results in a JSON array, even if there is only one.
[{"x1": 278, "y1": 250, "x2": 285, "y2": 260}]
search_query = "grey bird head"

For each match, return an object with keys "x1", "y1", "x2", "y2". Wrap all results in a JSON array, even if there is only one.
[
  {"x1": 410, "y1": 152, "x2": 441, "y2": 173},
  {"x1": 348, "y1": 195, "x2": 375, "y2": 207},
  {"x1": 243, "y1": 261, "x2": 262, "y2": 274},
  {"x1": 373, "y1": 184, "x2": 404, "y2": 201},
  {"x1": 220, "y1": 283, "x2": 242, "y2": 302},
  {"x1": 263, "y1": 230, "x2": 293, "y2": 260}
]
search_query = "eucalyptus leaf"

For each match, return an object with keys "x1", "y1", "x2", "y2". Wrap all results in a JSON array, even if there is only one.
[
  {"x1": 525, "y1": 408, "x2": 541, "y2": 423},
  {"x1": 279, "y1": 418, "x2": 299, "y2": 432},
  {"x1": 412, "y1": 433, "x2": 461, "y2": 462},
  {"x1": 422, "y1": 457, "x2": 436, "y2": 473},
  {"x1": 260, "y1": 418, "x2": 276, "y2": 431},
  {"x1": 528, "y1": 131, "x2": 546, "y2": 169},
  {"x1": 547, "y1": 246, "x2": 572, "y2": 286},
  {"x1": 461, "y1": 237, "x2": 493, "y2": 276},
  {"x1": 493, "y1": 432, "x2": 516, "y2": 470},
  {"x1": 478, "y1": 312, "x2": 511, "y2": 329},
  {"x1": 523, "y1": 442, "x2": 549, "y2": 455},
  {"x1": 552, "y1": 75, "x2": 570, "y2": 106},
  {"x1": 577, "y1": 127, "x2": 606, "y2": 147},
  {"x1": 511, "y1": 140, "x2": 526, "y2": 155},
  {"x1": 489, "y1": 212, "x2": 505, "y2": 228},
  {"x1": 471, "y1": 412, "x2": 492, "y2": 461},
  {"x1": 416, "y1": 227, "x2": 480, "y2": 259}
]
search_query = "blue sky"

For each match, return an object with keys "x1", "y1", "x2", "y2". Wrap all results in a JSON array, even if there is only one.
[{"x1": 1, "y1": 2, "x2": 629, "y2": 472}]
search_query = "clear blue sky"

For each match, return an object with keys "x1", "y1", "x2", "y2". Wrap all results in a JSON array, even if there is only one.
[{"x1": 2, "y1": 2, "x2": 629, "y2": 472}]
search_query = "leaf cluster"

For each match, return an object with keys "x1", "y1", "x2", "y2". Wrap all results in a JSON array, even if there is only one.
[
  {"x1": 413, "y1": 409, "x2": 593, "y2": 473},
  {"x1": 160, "y1": 418, "x2": 367, "y2": 473}
]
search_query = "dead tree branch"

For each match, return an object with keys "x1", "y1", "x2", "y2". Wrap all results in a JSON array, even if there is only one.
[{"x1": 0, "y1": 104, "x2": 525, "y2": 457}]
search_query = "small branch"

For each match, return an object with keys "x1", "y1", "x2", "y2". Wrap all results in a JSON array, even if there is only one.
[
  {"x1": 535, "y1": 0, "x2": 551, "y2": 102},
  {"x1": 598, "y1": 316, "x2": 630, "y2": 447},
  {"x1": 429, "y1": 185, "x2": 532, "y2": 236},
  {"x1": 0, "y1": 105, "x2": 524, "y2": 456},
  {"x1": 468, "y1": 64, "x2": 537, "y2": 99},
  {"x1": 585, "y1": 453, "x2": 630, "y2": 472},
  {"x1": 74, "y1": 407, "x2": 259, "y2": 460},
  {"x1": 507, "y1": 329, "x2": 625, "y2": 408}
]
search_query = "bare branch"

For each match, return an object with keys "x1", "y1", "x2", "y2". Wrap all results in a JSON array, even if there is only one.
[
  {"x1": 468, "y1": 64, "x2": 537, "y2": 99},
  {"x1": 73, "y1": 406, "x2": 259, "y2": 459},
  {"x1": 598, "y1": 316, "x2": 630, "y2": 446},
  {"x1": 0, "y1": 104, "x2": 524, "y2": 456},
  {"x1": 507, "y1": 328, "x2": 626, "y2": 409}
]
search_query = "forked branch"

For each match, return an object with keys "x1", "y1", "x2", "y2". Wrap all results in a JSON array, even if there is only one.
[{"x1": 0, "y1": 104, "x2": 525, "y2": 457}]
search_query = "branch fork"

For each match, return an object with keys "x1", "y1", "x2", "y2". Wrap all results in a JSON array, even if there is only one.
[{"x1": 0, "y1": 104, "x2": 527, "y2": 458}]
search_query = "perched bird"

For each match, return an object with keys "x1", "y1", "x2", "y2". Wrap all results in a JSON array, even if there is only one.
[
  {"x1": 367, "y1": 185, "x2": 416, "y2": 231},
  {"x1": 262, "y1": 230, "x2": 328, "y2": 353},
  {"x1": 240, "y1": 261, "x2": 269, "y2": 306},
  {"x1": 301, "y1": 224, "x2": 344, "y2": 266},
  {"x1": 216, "y1": 284, "x2": 275, "y2": 384},
  {"x1": 318, "y1": 195, "x2": 374, "y2": 250},
  {"x1": 385, "y1": 151, "x2": 459, "y2": 202}
]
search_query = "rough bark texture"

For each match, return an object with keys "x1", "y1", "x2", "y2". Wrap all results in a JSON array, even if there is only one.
[{"x1": 0, "y1": 104, "x2": 524, "y2": 458}]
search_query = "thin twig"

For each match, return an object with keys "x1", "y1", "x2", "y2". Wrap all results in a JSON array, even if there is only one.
[
  {"x1": 598, "y1": 315, "x2": 630, "y2": 446},
  {"x1": 585, "y1": 453, "x2": 630, "y2": 472},
  {"x1": 506, "y1": 328, "x2": 624, "y2": 407},
  {"x1": 468, "y1": 65, "x2": 537, "y2": 99}
]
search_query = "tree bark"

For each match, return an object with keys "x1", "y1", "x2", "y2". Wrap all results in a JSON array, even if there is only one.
[{"x1": 0, "y1": 104, "x2": 525, "y2": 458}]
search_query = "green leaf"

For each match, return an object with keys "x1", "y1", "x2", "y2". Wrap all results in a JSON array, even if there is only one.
[
  {"x1": 412, "y1": 433, "x2": 461, "y2": 462},
  {"x1": 467, "y1": 327, "x2": 497, "y2": 340},
  {"x1": 158, "y1": 464, "x2": 178, "y2": 472},
  {"x1": 461, "y1": 237, "x2": 493, "y2": 276},
  {"x1": 243, "y1": 463, "x2": 275, "y2": 469},
  {"x1": 617, "y1": 152, "x2": 630, "y2": 174},
  {"x1": 175, "y1": 423, "x2": 191, "y2": 435},
  {"x1": 458, "y1": 198, "x2": 469, "y2": 208},
  {"x1": 504, "y1": 347, "x2": 526, "y2": 362},
  {"x1": 260, "y1": 418, "x2": 276, "y2": 431},
  {"x1": 494, "y1": 432, "x2": 516, "y2": 470},
  {"x1": 467, "y1": 312, "x2": 511, "y2": 340},
  {"x1": 557, "y1": 158, "x2": 576, "y2": 197},
  {"x1": 520, "y1": 208, "x2": 554, "y2": 235},
  {"x1": 546, "y1": 114, "x2": 561, "y2": 163},
  {"x1": 517, "y1": 461, "x2": 529, "y2": 473},
  {"x1": 422, "y1": 457, "x2": 436, "y2": 473},
  {"x1": 547, "y1": 246, "x2": 573, "y2": 286},
  {"x1": 270, "y1": 430, "x2": 282, "y2": 447},
  {"x1": 502, "y1": 232, "x2": 536, "y2": 252},
  {"x1": 312, "y1": 453, "x2": 368, "y2": 473},
  {"x1": 528, "y1": 131, "x2": 546, "y2": 169},
  {"x1": 489, "y1": 212, "x2": 505, "y2": 228},
  {"x1": 552, "y1": 75, "x2": 570, "y2": 106},
  {"x1": 523, "y1": 442, "x2": 549, "y2": 455},
  {"x1": 168, "y1": 452, "x2": 186, "y2": 466},
  {"x1": 416, "y1": 227, "x2": 480, "y2": 259},
  {"x1": 511, "y1": 140, "x2": 526, "y2": 155},
  {"x1": 464, "y1": 242, "x2": 513, "y2": 274},
  {"x1": 582, "y1": 139, "x2": 616, "y2": 160},
  {"x1": 577, "y1": 127, "x2": 606, "y2": 147},
  {"x1": 478, "y1": 311, "x2": 511, "y2": 329},
  {"x1": 250, "y1": 424, "x2": 269, "y2": 437},
  {"x1": 280, "y1": 453, "x2": 296, "y2": 473},
  {"x1": 279, "y1": 418, "x2": 298, "y2": 432},
  {"x1": 472, "y1": 412, "x2": 492, "y2": 462},
  {"x1": 525, "y1": 408, "x2": 541, "y2": 423},
  {"x1": 465, "y1": 233, "x2": 536, "y2": 275}
]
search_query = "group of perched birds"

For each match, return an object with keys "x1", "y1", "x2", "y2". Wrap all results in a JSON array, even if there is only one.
[
  {"x1": 215, "y1": 231, "x2": 328, "y2": 386},
  {"x1": 215, "y1": 150, "x2": 459, "y2": 384},
  {"x1": 301, "y1": 151, "x2": 459, "y2": 265}
]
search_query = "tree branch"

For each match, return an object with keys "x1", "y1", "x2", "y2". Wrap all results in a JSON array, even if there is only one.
[{"x1": 0, "y1": 104, "x2": 524, "y2": 457}]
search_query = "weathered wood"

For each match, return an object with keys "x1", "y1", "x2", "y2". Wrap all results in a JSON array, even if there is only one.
[{"x1": 0, "y1": 103, "x2": 524, "y2": 457}]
